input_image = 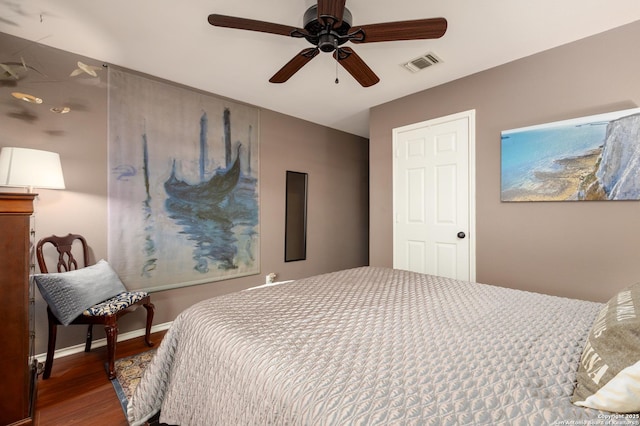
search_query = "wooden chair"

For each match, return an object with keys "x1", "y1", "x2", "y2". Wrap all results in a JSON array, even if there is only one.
[{"x1": 35, "y1": 233, "x2": 154, "y2": 380}]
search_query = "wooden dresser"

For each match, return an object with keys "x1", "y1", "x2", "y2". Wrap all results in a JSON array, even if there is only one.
[{"x1": 0, "y1": 193, "x2": 37, "y2": 426}]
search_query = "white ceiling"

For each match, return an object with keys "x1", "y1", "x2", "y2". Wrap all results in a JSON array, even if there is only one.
[{"x1": 2, "y1": 1, "x2": 640, "y2": 137}]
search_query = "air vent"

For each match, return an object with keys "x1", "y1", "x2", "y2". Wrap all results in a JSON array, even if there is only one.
[{"x1": 403, "y1": 52, "x2": 442, "y2": 73}]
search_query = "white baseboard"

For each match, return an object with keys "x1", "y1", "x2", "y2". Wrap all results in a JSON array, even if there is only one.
[{"x1": 34, "y1": 321, "x2": 173, "y2": 363}]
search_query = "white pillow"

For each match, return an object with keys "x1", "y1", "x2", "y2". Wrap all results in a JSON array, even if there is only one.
[{"x1": 574, "y1": 361, "x2": 640, "y2": 412}]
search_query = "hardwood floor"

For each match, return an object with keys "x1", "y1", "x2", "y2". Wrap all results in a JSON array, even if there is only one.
[{"x1": 35, "y1": 330, "x2": 166, "y2": 426}]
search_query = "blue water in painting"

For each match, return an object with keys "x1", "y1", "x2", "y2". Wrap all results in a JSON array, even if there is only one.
[
  {"x1": 501, "y1": 122, "x2": 608, "y2": 192},
  {"x1": 164, "y1": 174, "x2": 258, "y2": 272}
]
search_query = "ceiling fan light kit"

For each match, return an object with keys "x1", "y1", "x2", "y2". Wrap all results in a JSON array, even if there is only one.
[
  {"x1": 208, "y1": 0, "x2": 447, "y2": 87},
  {"x1": 303, "y1": 5, "x2": 355, "y2": 52}
]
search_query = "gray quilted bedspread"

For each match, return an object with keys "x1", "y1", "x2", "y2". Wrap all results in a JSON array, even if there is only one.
[{"x1": 128, "y1": 267, "x2": 606, "y2": 425}]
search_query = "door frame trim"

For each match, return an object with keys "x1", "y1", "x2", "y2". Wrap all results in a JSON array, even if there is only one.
[{"x1": 392, "y1": 109, "x2": 476, "y2": 282}]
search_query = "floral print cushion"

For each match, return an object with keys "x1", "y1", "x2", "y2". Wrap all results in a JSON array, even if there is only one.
[{"x1": 83, "y1": 291, "x2": 148, "y2": 316}]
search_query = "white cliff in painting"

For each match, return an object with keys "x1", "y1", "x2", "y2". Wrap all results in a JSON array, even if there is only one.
[{"x1": 595, "y1": 113, "x2": 640, "y2": 200}]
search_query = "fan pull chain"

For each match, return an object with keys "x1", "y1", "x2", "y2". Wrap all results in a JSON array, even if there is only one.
[{"x1": 334, "y1": 41, "x2": 340, "y2": 84}]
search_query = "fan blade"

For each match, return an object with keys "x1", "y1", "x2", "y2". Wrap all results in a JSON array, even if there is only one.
[
  {"x1": 270, "y1": 48, "x2": 320, "y2": 83},
  {"x1": 334, "y1": 47, "x2": 380, "y2": 87},
  {"x1": 350, "y1": 18, "x2": 447, "y2": 43},
  {"x1": 317, "y1": 0, "x2": 346, "y2": 26},
  {"x1": 208, "y1": 14, "x2": 306, "y2": 38}
]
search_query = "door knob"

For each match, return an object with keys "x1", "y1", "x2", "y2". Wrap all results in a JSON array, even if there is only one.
[{"x1": 457, "y1": 232, "x2": 466, "y2": 239}]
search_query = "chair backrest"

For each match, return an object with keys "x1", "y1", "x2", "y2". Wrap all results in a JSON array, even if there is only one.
[{"x1": 36, "y1": 233, "x2": 90, "y2": 273}]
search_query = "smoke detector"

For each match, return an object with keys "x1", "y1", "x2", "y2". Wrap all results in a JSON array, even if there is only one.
[{"x1": 403, "y1": 52, "x2": 442, "y2": 73}]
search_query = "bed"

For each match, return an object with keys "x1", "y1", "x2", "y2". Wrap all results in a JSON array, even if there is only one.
[{"x1": 127, "y1": 266, "x2": 640, "y2": 425}]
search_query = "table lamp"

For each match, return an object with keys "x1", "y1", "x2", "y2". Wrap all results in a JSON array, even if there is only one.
[{"x1": 0, "y1": 147, "x2": 65, "y2": 192}]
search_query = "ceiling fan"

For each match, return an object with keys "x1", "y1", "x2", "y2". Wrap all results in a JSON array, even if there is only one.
[{"x1": 208, "y1": 0, "x2": 447, "y2": 87}]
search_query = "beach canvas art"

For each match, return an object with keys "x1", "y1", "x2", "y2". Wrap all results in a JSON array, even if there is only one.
[
  {"x1": 501, "y1": 108, "x2": 640, "y2": 202},
  {"x1": 108, "y1": 68, "x2": 260, "y2": 292}
]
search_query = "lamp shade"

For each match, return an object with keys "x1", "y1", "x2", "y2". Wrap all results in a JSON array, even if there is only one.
[{"x1": 0, "y1": 147, "x2": 65, "y2": 190}]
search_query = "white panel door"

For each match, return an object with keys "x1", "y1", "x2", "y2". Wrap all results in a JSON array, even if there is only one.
[{"x1": 393, "y1": 111, "x2": 475, "y2": 281}]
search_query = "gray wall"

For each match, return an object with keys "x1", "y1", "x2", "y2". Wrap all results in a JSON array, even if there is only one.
[
  {"x1": 370, "y1": 21, "x2": 640, "y2": 303},
  {"x1": 0, "y1": 33, "x2": 369, "y2": 354}
]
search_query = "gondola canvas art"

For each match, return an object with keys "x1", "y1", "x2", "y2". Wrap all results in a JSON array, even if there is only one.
[
  {"x1": 108, "y1": 68, "x2": 259, "y2": 291},
  {"x1": 501, "y1": 108, "x2": 640, "y2": 202}
]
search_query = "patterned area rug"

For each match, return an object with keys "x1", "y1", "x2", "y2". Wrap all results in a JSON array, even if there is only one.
[{"x1": 110, "y1": 348, "x2": 157, "y2": 414}]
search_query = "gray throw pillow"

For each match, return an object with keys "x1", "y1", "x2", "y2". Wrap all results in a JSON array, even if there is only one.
[
  {"x1": 571, "y1": 281, "x2": 640, "y2": 412},
  {"x1": 32, "y1": 259, "x2": 127, "y2": 326}
]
